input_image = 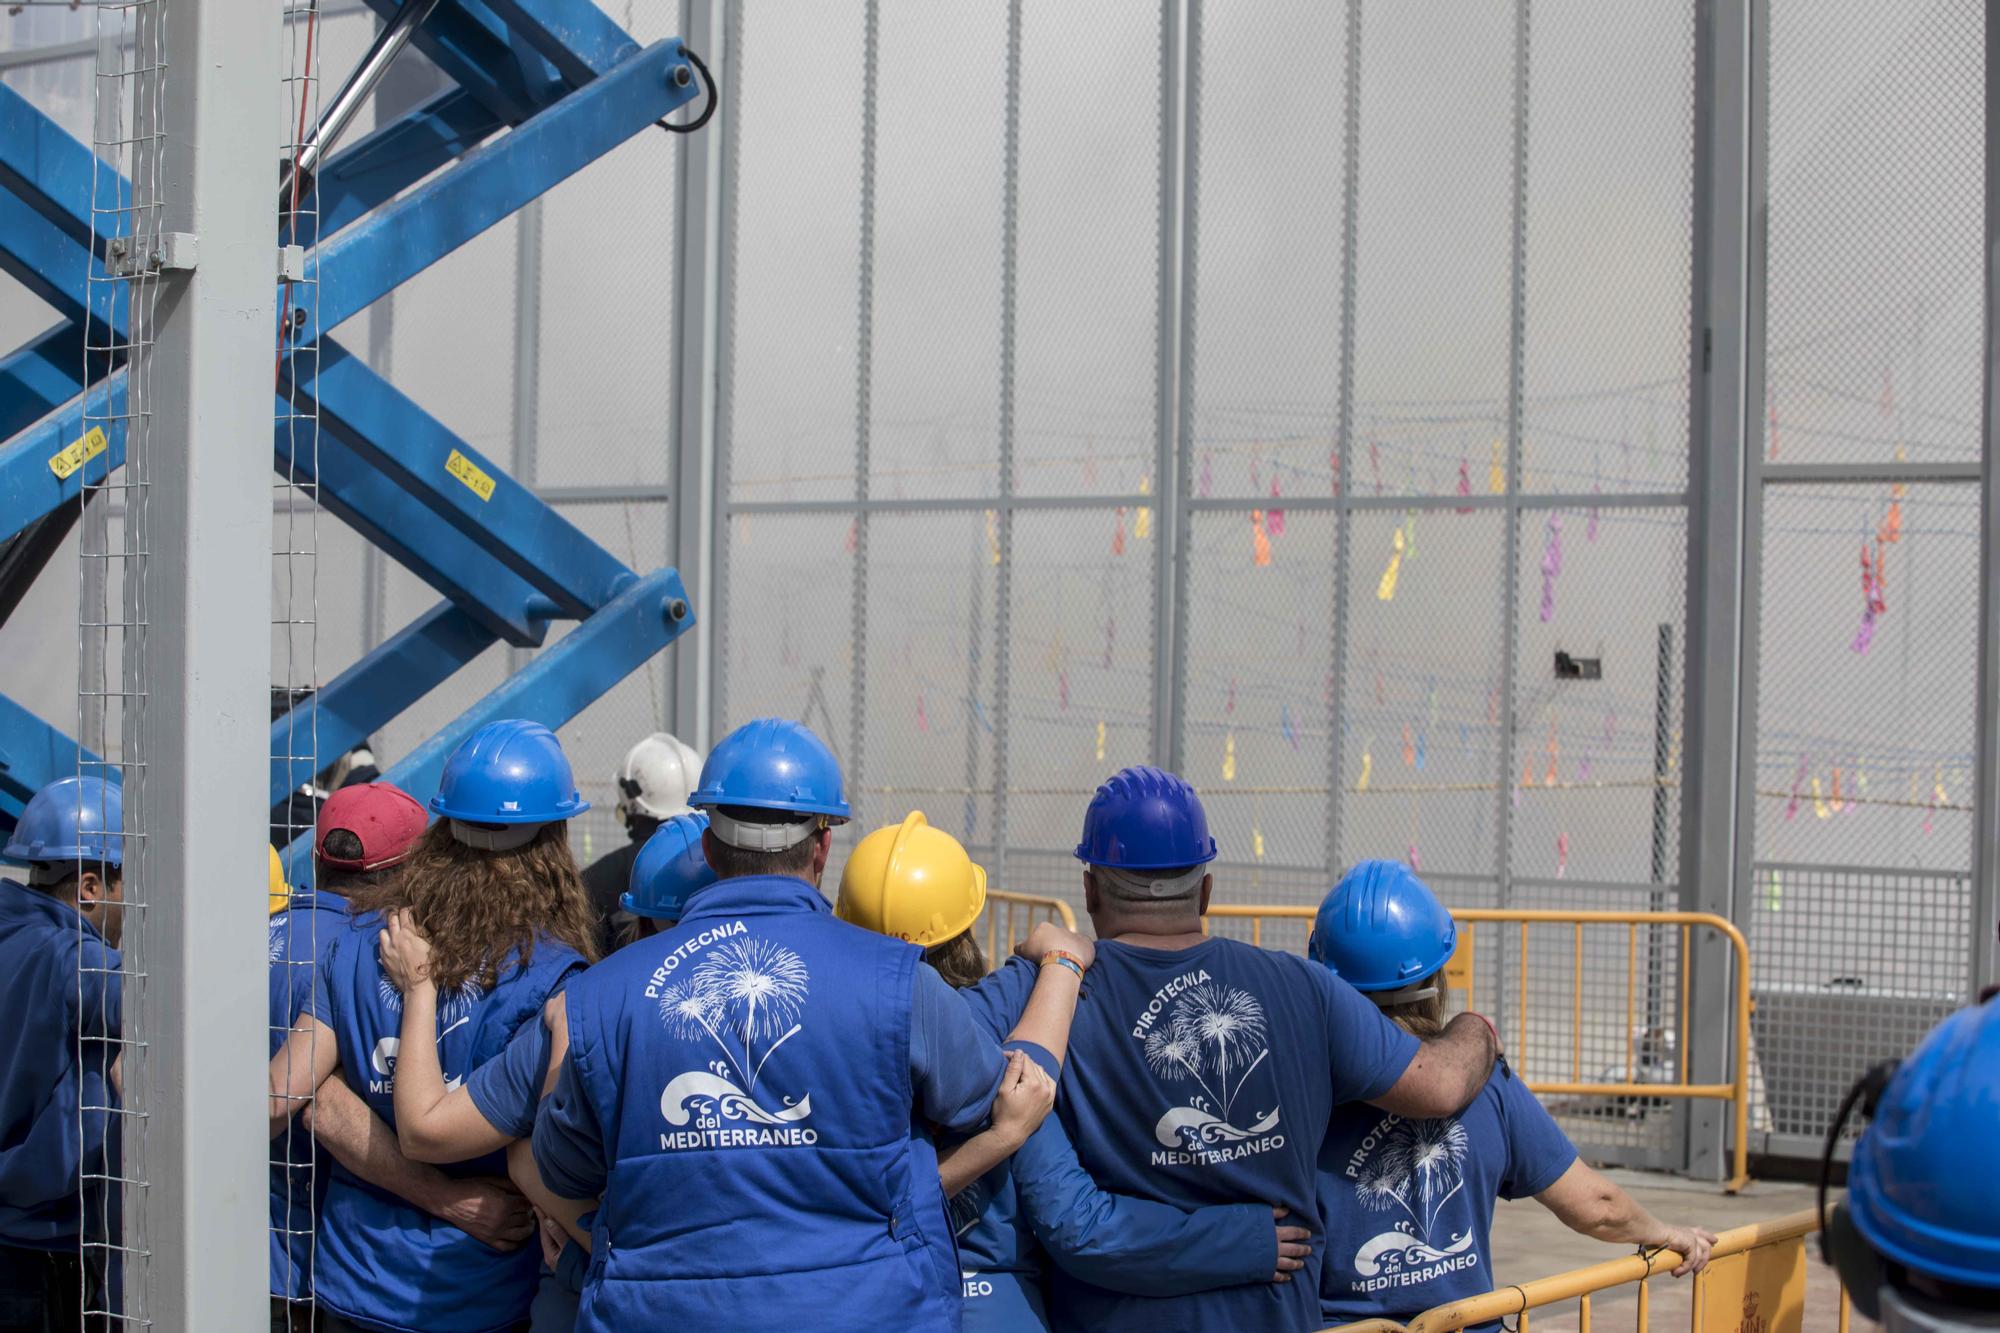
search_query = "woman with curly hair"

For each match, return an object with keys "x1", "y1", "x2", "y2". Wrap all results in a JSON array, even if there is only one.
[{"x1": 267, "y1": 720, "x2": 599, "y2": 1333}]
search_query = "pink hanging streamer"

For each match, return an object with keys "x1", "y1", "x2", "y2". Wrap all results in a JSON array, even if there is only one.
[
  {"x1": 1538, "y1": 513, "x2": 1564, "y2": 623},
  {"x1": 1784, "y1": 755, "x2": 1807, "y2": 821},
  {"x1": 1267, "y1": 478, "x2": 1286, "y2": 537},
  {"x1": 1455, "y1": 458, "x2": 1474, "y2": 514}
]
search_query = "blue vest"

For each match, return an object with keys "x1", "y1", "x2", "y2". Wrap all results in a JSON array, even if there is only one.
[
  {"x1": 314, "y1": 910, "x2": 585, "y2": 1333},
  {"x1": 267, "y1": 887, "x2": 347, "y2": 1299},
  {"x1": 0, "y1": 880, "x2": 120, "y2": 1250},
  {"x1": 562, "y1": 874, "x2": 961, "y2": 1332},
  {"x1": 1049, "y1": 938, "x2": 1378, "y2": 1333}
]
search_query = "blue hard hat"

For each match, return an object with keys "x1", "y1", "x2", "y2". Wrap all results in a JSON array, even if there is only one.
[
  {"x1": 622, "y1": 813, "x2": 718, "y2": 922},
  {"x1": 688, "y1": 719, "x2": 850, "y2": 820},
  {"x1": 4, "y1": 775, "x2": 124, "y2": 867},
  {"x1": 1074, "y1": 766, "x2": 1217, "y2": 871},
  {"x1": 429, "y1": 719, "x2": 589, "y2": 825},
  {"x1": 1307, "y1": 859, "x2": 1457, "y2": 992},
  {"x1": 1846, "y1": 996, "x2": 2000, "y2": 1291}
]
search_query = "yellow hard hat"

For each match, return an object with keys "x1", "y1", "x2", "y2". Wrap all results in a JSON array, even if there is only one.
[
  {"x1": 836, "y1": 810, "x2": 987, "y2": 947},
  {"x1": 269, "y1": 845, "x2": 289, "y2": 915}
]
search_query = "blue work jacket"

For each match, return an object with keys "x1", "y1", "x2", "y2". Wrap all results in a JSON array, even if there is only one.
[{"x1": 0, "y1": 879, "x2": 120, "y2": 1250}]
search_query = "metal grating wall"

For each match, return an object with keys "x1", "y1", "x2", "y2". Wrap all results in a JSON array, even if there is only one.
[{"x1": 711, "y1": 0, "x2": 1707, "y2": 1170}]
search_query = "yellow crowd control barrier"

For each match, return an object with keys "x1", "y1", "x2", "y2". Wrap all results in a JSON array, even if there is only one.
[
  {"x1": 1321, "y1": 1208, "x2": 1845, "y2": 1333},
  {"x1": 981, "y1": 888, "x2": 1078, "y2": 964},
  {"x1": 1205, "y1": 905, "x2": 1755, "y2": 1194}
]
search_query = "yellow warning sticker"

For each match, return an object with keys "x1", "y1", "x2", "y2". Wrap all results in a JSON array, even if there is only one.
[
  {"x1": 445, "y1": 449, "x2": 496, "y2": 502},
  {"x1": 48, "y1": 426, "x2": 108, "y2": 481}
]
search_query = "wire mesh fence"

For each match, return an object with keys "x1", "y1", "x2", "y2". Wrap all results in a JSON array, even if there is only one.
[
  {"x1": 713, "y1": 0, "x2": 1707, "y2": 1172},
  {"x1": 77, "y1": 0, "x2": 171, "y2": 1317}
]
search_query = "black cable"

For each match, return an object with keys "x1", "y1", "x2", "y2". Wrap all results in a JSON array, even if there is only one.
[
  {"x1": 659, "y1": 46, "x2": 717, "y2": 134},
  {"x1": 1818, "y1": 1060, "x2": 1897, "y2": 1239}
]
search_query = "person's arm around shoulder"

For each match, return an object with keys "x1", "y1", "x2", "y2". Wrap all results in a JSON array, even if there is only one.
[
  {"x1": 379, "y1": 910, "x2": 560, "y2": 1162},
  {"x1": 1323, "y1": 958, "x2": 1496, "y2": 1119},
  {"x1": 1002, "y1": 920, "x2": 1094, "y2": 1064}
]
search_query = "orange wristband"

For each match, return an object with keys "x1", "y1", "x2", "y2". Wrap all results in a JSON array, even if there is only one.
[{"x1": 1040, "y1": 950, "x2": 1087, "y2": 980}]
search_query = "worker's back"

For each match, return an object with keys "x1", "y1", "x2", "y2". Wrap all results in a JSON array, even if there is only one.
[
  {"x1": 1049, "y1": 935, "x2": 1417, "y2": 1333},
  {"x1": 310, "y1": 910, "x2": 585, "y2": 1332},
  {"x1": 0, "y1": 877, "x2": 120, "y2": 1251},
  {"x1": 559, "y1": 873, "x2": 961, "y2": 1331}
]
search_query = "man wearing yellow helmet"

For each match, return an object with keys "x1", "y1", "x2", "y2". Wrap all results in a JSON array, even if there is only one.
[{"x1": 837, "y1": 812, "x2": 1307, "y2": 1331}]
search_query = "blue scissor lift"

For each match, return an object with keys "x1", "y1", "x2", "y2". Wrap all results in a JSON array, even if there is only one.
[{"x1": 0, "y1": 0, "x2": 708, "y2": 871}]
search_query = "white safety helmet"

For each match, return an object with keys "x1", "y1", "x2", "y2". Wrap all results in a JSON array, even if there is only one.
[{"x1": 616, "y1": 732, "x2": 703, "y2": 823}]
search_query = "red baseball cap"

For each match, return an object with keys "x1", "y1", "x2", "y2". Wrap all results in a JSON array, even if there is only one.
[{"x1": 316, "y1": 782, "x2": 429, "y2": 872}]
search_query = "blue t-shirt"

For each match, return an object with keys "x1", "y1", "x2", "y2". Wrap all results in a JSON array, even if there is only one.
[
  {"x1": 466, "y1": 1009, "x2": 554, "y2": 1140},
  {"x1": 1048, "y1": 936, "x2": 1418, "y2": 1333},
  {"x1": 1317, "y1": 1059, "x2": 1576, "y2": 1330}
]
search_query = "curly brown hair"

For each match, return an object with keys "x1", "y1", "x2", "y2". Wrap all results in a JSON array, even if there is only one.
[{"x1": 345, "y1": 820, "x2": 599, "y2": 993}]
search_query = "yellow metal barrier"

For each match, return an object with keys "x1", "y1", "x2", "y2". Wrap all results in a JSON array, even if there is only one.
[
  {"x1": 1204, "y1": 905, "x2": 1754, "y2": 1193},
  {"x1": 1321, "y1": 1208, "x2": 1847, "y2": 1333},
  {"x1": 981, "y1": 888, "x2": 1077, "y2": 967}
]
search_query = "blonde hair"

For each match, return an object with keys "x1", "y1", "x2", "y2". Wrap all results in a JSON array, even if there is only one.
[{"x1": 1378, "y1": 969, "x2": 1448, "y2": 1039}]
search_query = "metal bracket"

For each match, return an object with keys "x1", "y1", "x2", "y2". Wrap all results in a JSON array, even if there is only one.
[{"x1": 106, "y1": 230, "x2": 198, "y2": 276}]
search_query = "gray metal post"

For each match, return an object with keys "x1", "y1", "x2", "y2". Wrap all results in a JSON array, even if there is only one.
[
  {"x1": 1681, "y1": 0, "x2": 1757, "y2": 1180},
  {"x1": 707, "y1": 0, "x2": 745, "y2": 737},
  {"x1": 846, "y1": 0, "x2": 880, "y2": 820},
  {"x1": 991, "y1": 0, "x2": 1022, "y2": 884},
  {"x1": 668, "y1": 0, "x2": 723, "y2": 750},
  {"x1": 1323, "y1": 0, "x2": 1364, "y2": 876},
  {"x1": 1157, "y1": 0, "x2": 1189, "y2": 771},
  {"x1": 1970, "y1": 3, "x2": 2000, "y2": 993},
  {"x1": 145, "y1": 0, "x2": 279, "y2": 1320},
  {"x1": 509, "y1": 200, "x2": 543, "y2": 673},
  {"x1": 1492, "y1": 0, "x2": 1533, "y2": 930}
]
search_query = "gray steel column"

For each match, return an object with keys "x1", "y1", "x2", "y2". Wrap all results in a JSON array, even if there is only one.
[
  {"x1": 708, "y1": 0, "x2": 745, "y2": 736},
  {"x1": 145, "y1": 0, "x2": 279, "y2": 1319},
  {"x1": 509, "y1": 200, "x2": 543, "y2": 674},
  {"x1": 847, "y1": 0, "x2": 880, "y2": 821},
  {"x1": 1681, "y1": 0, "x2": 1758, "y2": 1180},
  {"x1": 1323, "y1": 0, "x2": 1363, "y2": 875},
  {"x1": 1157, "y1": 0, "x2": 1189, "y2": 771},
  {"x1": 991, "y1": 0, "x2": 1021, "y2": 883},
  {"x1": 668, "y1": 0, "x2": 723, "y2": 750},
  {"x1": 1970, "y1": 1, "x2": 2000, "y2": 991},
  {"x1": 1492, "y1": 0, "x2": 1533, "y2": 923}
]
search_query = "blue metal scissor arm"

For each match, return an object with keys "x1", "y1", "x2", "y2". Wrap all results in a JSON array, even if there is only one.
[
  {"x1": 270, "y1": 599, "x2": 498, "y2": 805},
  {"x1": 281, "y1": 565, "x2": 694, "y2": 877},
  {"x1": 308, "y1": 86, "x2": 506, "y2": 239},
  {"x1": 0, "y1": 322, "x2": 94, "y2": 443},
  {"x1": 296, "y1": 35, "x2": 695, "y2": 343},
  {"x1": 297, "y1": 339, "x2": 633, "y2": 617},
  {"x1": 0, "y1": 691, "x2": 103, "y2": 825}
]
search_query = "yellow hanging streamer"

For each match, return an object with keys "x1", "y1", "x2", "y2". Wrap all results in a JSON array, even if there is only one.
[
  {"x1": 1252, "y1": 825, "x2": 1265, "y2": 861},
  {"x1": 1377, "y1": 526, "x2": 1405, "y2": 601},
  {"x1": 1934, "y1": 768, "x2": 1949, "y2": 806},
  {"x1": 1812, "y1": 777, "x2": 1830, "y2": 819},
  {"x1": 1357, "y1": 747, "x2": 1372, "y2": 791},
  {"x1": 984, "y1": 509, "x2": 1001, "y2": 566},
  {"x1": 1135, "y1": 475, "x2": 1153, "y2": 540},
  {"x1": 1094, "y1": 720, "x2": 1106, "y2": 763},
  {"x1": 1222, "y1": 731, "x2": 1237, "y2": 783},
  {"x1": 1489, "y1": 439, "x2": 1506, "y2": 494},
  {"x1": 1252, "y1": 510, "x2": 1272, "y2": 568}
]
